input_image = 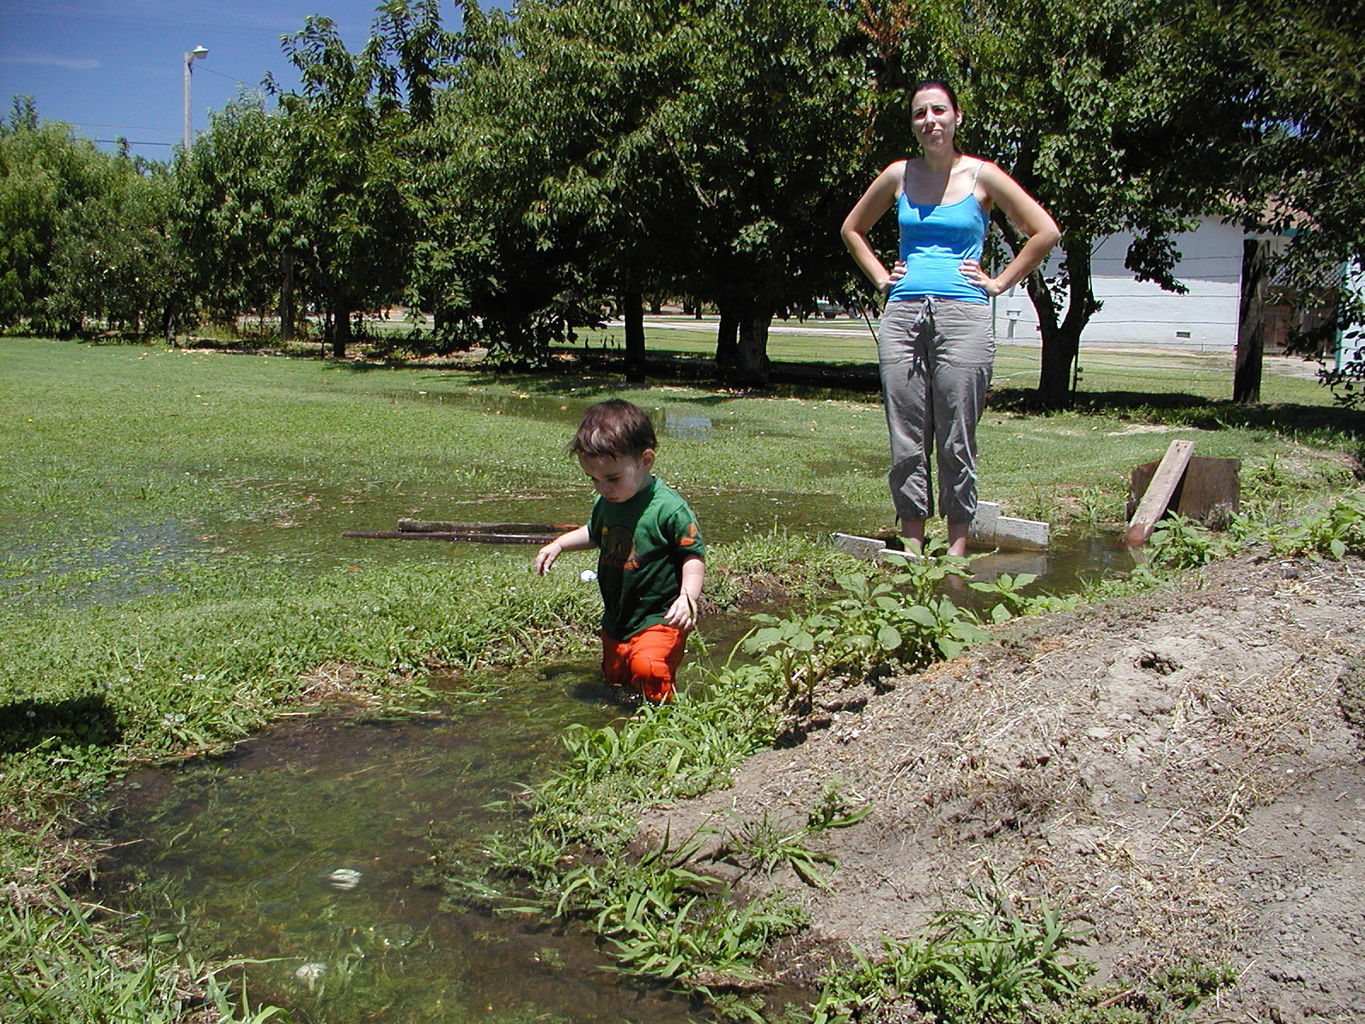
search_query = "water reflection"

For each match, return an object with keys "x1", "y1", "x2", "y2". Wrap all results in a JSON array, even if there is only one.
[{"x1": 663, "y1": 410, "x2": 713, "y2": 440}]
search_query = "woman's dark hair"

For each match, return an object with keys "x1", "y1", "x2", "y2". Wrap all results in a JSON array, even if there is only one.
[
  {"x1": 910, "y1": 78, "x2": 961, "y2": 113},
  {"x1": 569, "y1": 399, "x2": 657, "y2": 458}
]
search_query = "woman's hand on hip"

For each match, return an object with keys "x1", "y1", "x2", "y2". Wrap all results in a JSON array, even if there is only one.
[
  {"x1": 880, "y1": 259, "x2": 907, "y2": 295},
  {"x1": 959, "y1": 259, "x2": 1004, "y2": 297}
]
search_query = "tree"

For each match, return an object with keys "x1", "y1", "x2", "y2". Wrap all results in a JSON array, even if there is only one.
[
  {"x1": 0, "y1": 99, "x2": 178, "y2": 334},
  {"x1": 676, "y1": 0, "x2": 873, "y2": 384},
  {"x1": 953, "y1": 0, "x2": 1260, "y2": 407},
  {"x1": 270, "y1": 15, "x2": 416, "y2": 357},
  {"x1": 177, "y1": 96, "x2": 290, "y2": 336},
  {"x1": 1213, "y1": 0, "x2": 1365, "y2": 404},
  {"x1": 432, "y1": 0, "x2": 895, "y2": 384},
  {"x1": 45, "y1": 158, "x2": 179, "y2": 336},
  {"x1": 423, "y1": 0, "x2": 696, "y2": 373},
  {"x1": 178, "y1": 1, "x2": 458, "y2": 351}
]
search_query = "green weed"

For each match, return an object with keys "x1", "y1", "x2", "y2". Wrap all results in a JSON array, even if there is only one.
[
  {"x1": 741, "y1": 554, "x2": 991, "y2": 709},
  {"x1": 1268, "y1": 489, "x2": 1365, "y2": 560},
  {"x1": 969, "y1": 571, "x2": 1045, "y2": 622},
  {"x1": 717, "y1": 810, "x2": 836, "y2": 890},
  {"x1": 1143, "y1": 514, "x2": 1233, "y2": 572},
  {"x1": 807, "y1": 878, "x2": 1094, "y2": 1024},
  {"x1": 0, "y1": 890, "x2": 290, "y2": 1024}
]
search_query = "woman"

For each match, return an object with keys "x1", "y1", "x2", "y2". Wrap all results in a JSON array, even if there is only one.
[{"x1": 841, "y1": 80, "x2": 1059, "y2": 556}]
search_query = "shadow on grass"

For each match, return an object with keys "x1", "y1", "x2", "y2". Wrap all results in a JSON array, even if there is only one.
[
  {"x1": 991, "y1": 386, "x2": 1365, "y2": 443},
  {"x1": 152, "y1": 336, "x2": 1365, "y2": 446},
  {"x1": 0, "y1": 696, "x2": 122, "y2": 754},
  {"x1": 531, "y1": 352, "x2": 1365, "y2": 445}
]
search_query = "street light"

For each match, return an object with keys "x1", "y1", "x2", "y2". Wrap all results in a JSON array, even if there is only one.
[{"x1": 182, "y1": 45, "x2": 208, "y2": 153}]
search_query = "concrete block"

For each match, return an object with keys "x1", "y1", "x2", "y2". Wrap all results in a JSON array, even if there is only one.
[
  {"x1": 967, "y1": 502, "x2": 1002, "y2": 547},
  {"x1": 831, "y1": 533, "x2": 887, "y2": 561},
  {"x1": 969, "y1": 501, "x2": 1049, "y2": 552}
]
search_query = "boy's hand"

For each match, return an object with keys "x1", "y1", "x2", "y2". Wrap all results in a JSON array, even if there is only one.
[
  {"x1": 535, "y1": 540, "x2": 561, "y2": 575},
  {"x1": 535, "y1": 526, "x2": 593, "y2": 575},
  {"x1": 664, "y1": 591, "x2": 699, "y2": 631}
]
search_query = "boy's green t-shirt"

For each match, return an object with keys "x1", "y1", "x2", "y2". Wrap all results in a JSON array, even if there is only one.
[{"x1": 589, "y1": 476, "x2": 705, "y2": 640}]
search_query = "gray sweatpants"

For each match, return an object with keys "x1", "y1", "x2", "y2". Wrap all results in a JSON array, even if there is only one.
[{"x1": 877, "y1": 297, "x2": 994, "y2": 525}]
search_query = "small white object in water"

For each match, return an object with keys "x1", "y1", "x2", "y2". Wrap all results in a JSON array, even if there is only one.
[
  {"x1": 295, "y1": 962, "x2": 326, "y2": 991},
  {"x1": 327, "y1": 867, "x2": 362, "y2": 891},
  {"x1": 579, "y1": 569, "x2": 597, "y2": 582}
]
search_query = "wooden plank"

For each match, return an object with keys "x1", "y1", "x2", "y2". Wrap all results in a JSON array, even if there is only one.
[
  {"x1": 1169, "y1": 457, "x2": 1240, "y2": 527},
  {"x1": 1126, "y1": 456, "x2": 1240, "y2": 526},
  {"x1": 1122, "y1": 439, "x2": 1196, "y2": 547},
  {"x1": 398, "y1": 518, "x2": 576, "y2": 534},
  {"x1": 344, "y1": 530, "x2": 559, "y2": 545}
]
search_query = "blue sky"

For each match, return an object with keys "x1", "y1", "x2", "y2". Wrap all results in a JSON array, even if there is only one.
[{"x1": 0, "y1": 0, "x2": 469, "y2": 161}]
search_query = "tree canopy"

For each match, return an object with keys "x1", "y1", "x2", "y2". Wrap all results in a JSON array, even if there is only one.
[{"x1": 1, "y1": 0, "x2": 1360, "y2": 403}]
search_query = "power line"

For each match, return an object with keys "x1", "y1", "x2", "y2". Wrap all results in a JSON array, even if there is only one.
[
  {"x1": 94, "y1": 139, "x2": 173, "y2": 147},
  {"x1": 199, "y1": 66, "x2": 258, "y2": 87},
  {"x1": 70, "y1": 121, "x2": 175, "y2": 133}
]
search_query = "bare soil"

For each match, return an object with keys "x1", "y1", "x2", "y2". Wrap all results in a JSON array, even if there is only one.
[{"x1": 640, "y1": 552, "x2": 1365, "y2": 1022}]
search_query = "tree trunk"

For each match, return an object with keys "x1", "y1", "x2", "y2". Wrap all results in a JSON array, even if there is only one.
[
  {"x1": 1035, "y1": 242, "x2": 1099, "y2": 408},
  {"x1": 280, "y1": 252, "x2": 295, "y2": 341},
  {"x1": 622, "y1": 274, "x2": 646, "y2": 383},
  {"x1": 330, "y1": 295, "x2": 350, "y2": 358},
  {"x1": 715, "y1": 307, "x2": 738, "y2": 371},
  {"x1": 1234, "y1": 239, "x2": 1268, "y2": 404},
  {"x1": 716, "y1": 289, "x2": 772, "y2": 386},
  {"x1": 733, "y1": 308, "x2": 772, "y2": 386}
]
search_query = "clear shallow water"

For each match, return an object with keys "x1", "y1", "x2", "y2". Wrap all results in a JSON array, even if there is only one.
[
  {"x1": 101, "y1": 665, "x2": 701, "y2": 1024},
  {"x1": 98, "y1": 516, "x2": 1135, "y2": 1023}
]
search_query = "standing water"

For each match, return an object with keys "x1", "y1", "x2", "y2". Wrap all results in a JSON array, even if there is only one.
[
  {"x1": 98, "y1": 530, "x2": 1132, "y2": 1022},
  {"x1": 101, "y1": 659, "x2": 702, "y2": 1023}
]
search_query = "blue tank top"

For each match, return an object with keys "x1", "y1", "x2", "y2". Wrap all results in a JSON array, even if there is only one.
[{"x1": 888, "y1": 185, "x2": 990, "y2": 305}]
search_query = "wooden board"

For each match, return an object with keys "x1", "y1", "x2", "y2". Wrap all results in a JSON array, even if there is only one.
[
  {"x1": 344, "y1": 530, "x2": 559, "y2": 545},
  {"x1": 1122, "y1": 439, "x2": 1196, "y2": 547},
  {"x1": 1126, "y1": 456, "x2": 1241, "y2": 526},
  {"x1": 398, "y1": 518, "x2": 576, "y2": 534}
]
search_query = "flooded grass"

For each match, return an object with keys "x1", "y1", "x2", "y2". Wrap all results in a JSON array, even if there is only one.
[
  {"x1": 5, "y1": 337, "x2": 1361, "y2": 1023},
  {"x1": 101, "y1": 673, "x2": 701, "y2": 1024}
]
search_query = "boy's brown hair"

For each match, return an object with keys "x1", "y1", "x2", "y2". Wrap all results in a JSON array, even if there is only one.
[{"x1": 569, "y1": 399, "x2": 657, "y2": 458}]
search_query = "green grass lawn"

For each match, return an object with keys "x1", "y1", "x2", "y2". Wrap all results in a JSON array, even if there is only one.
[
  {"x1": 4, "y1": 334, "x2": 1356, "y2": 783},
  {"x1": 2, "y1": 333, "x2": 1361, "y2": 1023},
  {"x1": 0, "y1": 330, "x2": 1357, "y2": 827}
]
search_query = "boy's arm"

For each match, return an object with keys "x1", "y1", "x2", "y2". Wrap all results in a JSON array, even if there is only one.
[
  {"x1": 535, "y1": 525, "x2": 594, "y2": 575},
  {"x1": 663, "y1": 554, "x2": 705, "y2": 631}
]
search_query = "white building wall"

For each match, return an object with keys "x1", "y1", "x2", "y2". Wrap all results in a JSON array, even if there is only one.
[
  {"x1": 992, "y1": 218, "x2": 1247, "y2": 352},
  {"x1": 1339, "y1": 260, "x2": 1365, "y2": 369}
]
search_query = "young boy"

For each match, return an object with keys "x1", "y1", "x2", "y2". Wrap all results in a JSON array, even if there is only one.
[{"x1": 535, "y1": 399, "x2": 705, "y2": 703}]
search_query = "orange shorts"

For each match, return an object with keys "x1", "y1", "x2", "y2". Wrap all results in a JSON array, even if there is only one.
[{"x1": 601, "y1": 624, "x2": 687, "y2": 703}]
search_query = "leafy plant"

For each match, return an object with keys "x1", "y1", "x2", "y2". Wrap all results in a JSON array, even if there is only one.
[
  {"x1": 807, "y1": 877, "x2": 1094, "y2": 1024},
  {"x1": 807, "y1": 778, "x2": 873, "y2": 833},
  {"x1": 742, "y1": 556, "x2": 991, "y2": 710},
  {"x1": 1269, "y1": 490, "x2": 1365, "y2": 560},
  {"x1": 1143, "y1": 514, "x2": 1231, "y2": 572},
  {"x1": 969, "y1": 571, "x2": 1043, "y2": 622}
]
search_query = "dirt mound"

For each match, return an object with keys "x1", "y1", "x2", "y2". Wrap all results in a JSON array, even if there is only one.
[{"x1": 641, "y1": 554, "x2": 1365, "y2": 1022}]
